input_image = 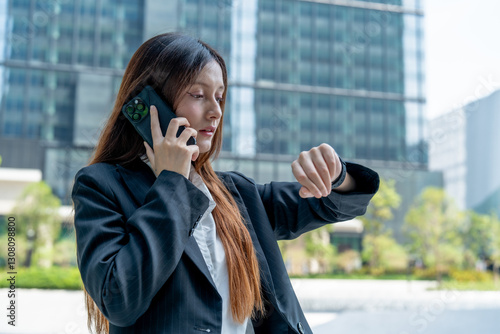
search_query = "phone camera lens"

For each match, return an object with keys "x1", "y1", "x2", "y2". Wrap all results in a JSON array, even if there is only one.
[
  {"x1": 136, "y1": 103, "x2": 145, "y2": 111},
  {"x1": 132, "y1": 113, "x2": 141, "y2": 120},
  {"x1": 126, "y1": 105, "x2": 134, "y2": 114}
]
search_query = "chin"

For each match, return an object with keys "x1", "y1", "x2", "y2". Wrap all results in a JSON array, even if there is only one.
[{"x1": 198, "y1": 144, "x2": 211, "y2": 154}]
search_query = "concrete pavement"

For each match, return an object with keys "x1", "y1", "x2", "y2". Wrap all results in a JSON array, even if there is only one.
[
  {"x1": 291, "y1": 278, "x2": 500, "y2": 312},
  {"x1": 0, "y1": 279, "x2": 499, "y2": 333}
]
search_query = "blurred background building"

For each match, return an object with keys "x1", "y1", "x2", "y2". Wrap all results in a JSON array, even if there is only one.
[
  {"x1": 0, "y1": 0, "x2": 441, "y2": 246},
  {"x1": 429, "y1": 89, "x2": 500, "y2": 217}
]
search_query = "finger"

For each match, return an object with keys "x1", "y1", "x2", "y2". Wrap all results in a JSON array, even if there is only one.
[
  {"x1": 299, "y1": 186, "x2": 314, "y2": 198},
  {"x1": 310, "y1": 148, "x2": 332, "y2": 196},
  {"x1": 165, "y1": 117, "x2": 191, "y2": 141},
  {"x1": 189, "y1": 145, "x2": 200, "y2": 161},
  {"x1": 150, "y1": 105, "x2": 163, "y2": 143},
  {"x1": 292, "y1": 160, "x2": 322, "y2": 198},
  {"x1": 299, "y1": 153, "x2": 329, "y2": 198},
  {"x1": 143, "y1": 141, "x2": 156, "y2": 173},
  {"x1": 319, "y1": 144, "x2": 337, "y2": 184},
  {"x1": 177, "y1": 126, "x2": 197, "y2": 144}
]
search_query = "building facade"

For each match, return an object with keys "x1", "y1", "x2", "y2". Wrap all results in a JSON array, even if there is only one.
[
  {"x1": 0, "y1": 0, "x2": 428, "y2": 207},
  {"x1": 430, "y1": 90, "x2": 500, "y2": 216},
  {"x1": 429, "y1": 109, "x2": 467, "y2": 209}
]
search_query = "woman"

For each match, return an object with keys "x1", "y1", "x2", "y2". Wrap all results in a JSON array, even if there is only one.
[{"x1": 72, "y1": 32, "x2": 379, "y2": 334}]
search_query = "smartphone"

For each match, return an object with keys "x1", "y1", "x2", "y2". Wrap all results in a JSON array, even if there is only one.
[{"x1": 121, "y1": 85, "x2": 196, "y2": 149}]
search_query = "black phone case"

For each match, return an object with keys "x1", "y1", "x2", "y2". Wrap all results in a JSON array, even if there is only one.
[{"x1": 121, "y1": 85, "x2": 196, "y2": 149}]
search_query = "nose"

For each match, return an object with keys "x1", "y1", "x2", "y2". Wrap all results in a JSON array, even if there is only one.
[{"x1": 207, "y1": 99, "x2": 222, "y2": 120}]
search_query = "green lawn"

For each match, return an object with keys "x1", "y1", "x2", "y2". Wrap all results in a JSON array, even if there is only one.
[
  {"x1": 2, "y1": 266, "x2": 498, "y2": 291},
  {"x1": 289, "y1": 272, "x2": 428, "y2": 280},
  {"x1": 437, "y1": 281, "x2": 500, "y2": 291}
]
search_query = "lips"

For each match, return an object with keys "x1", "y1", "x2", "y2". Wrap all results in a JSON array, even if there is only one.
[
  {"x1": 198, "y1": 126, "x2": 216, "y2": 137},
  {"x1": 200, "y1": 126, "x2": 216, "y2": 132}
]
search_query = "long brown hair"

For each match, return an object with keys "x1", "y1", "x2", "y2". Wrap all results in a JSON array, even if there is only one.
[{"x1": 81, "y1": 33, "x2": 263, "y2": 333}]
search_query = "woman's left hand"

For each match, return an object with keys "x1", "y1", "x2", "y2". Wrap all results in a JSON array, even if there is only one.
[{"x1": 291, "y1": 143, "x2": 343, "y2": 198}]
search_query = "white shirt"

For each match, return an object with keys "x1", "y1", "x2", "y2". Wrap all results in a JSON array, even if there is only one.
[{"x1": 142, "y1": 158, "x2": 253, "y2": 334}]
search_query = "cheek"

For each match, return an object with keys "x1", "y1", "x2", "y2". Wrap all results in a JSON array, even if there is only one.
[
  {"x1": 175, "y1": 98, "x2": 203, "y2": 118},
  {"x1": 175, "y1": 103, "x2": 196, "y2": 119}
]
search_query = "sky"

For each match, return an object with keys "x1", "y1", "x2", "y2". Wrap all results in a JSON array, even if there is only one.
[{"x1": 425, "y1": 0, "x2": 500, "y2": 120}]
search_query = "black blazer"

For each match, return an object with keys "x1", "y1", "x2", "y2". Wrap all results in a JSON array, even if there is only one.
[{"x1": 71, "y1": 156, "x2": 379, "y2": 334}]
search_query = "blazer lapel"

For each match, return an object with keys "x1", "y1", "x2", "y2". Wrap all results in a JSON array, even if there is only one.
[
  {"x1": 114, "y1": 157, "x2": 156, "y2": 207},
  {"x1": 115, "y1": 157, "x2": 217, "y2": 290}
]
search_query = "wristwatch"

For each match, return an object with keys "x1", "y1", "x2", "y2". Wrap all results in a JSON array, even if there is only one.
[{"x1": 331, "y1": 156, "x2": 347, "y2": 189}]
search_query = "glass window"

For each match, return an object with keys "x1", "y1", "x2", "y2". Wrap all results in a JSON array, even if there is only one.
[
  {"x1": 300, "y1": 94, "x2": 312, "y2": 108},
  {"x1": 3, "y1": 121, "x2": 22, "y2": 137},
  {"x1": 316, "y1": 43, "x2": 329, "y2": 62},
  {"x1": 316, "y1": 109, "x2": 330, "y2": 132},
  {"x1": 334, "y1": 6, "x2": 348, "y2": 21},
  {"x1": 300, "y1": 43, "x2": 312, "y2": 61},
  {"x1": 260, "y1": 58, "x2": 275, "y2": 80},
  {"x1": 256, "y1": 161, "x2": 275, "y2": 184},
  {"x1": 13, "y1": 0, "x2": 30, "y2": 8},
  {"x1": 369, "y1": 68, "x2": 383, "y2": 91},
  {"x1": 299, "y1": 63, "x2": 312, "y2": 85},
  {"x1": 369, "y1": 46, "x2": 383, "y2": 68},
  {"x1": 316, "y1": 3, "x2": 331, "y2": 19},
  {"x1": 315, "y1": 18, "x2": 330, "y2": 41},
  {"x1": 27, "y1": 122, "x2": 41, "y2": 138},
  {"x1": 299, "y1": 18, "x2": 312, "y2": 39},
  {"x1": 315, "y1": 63, "x2": 330, "y2": 87},
  {"x1": 386, "y1": 71, "x2": 402, "y2": 93},
  {"x1": 354, "y1": 68, "x2": 366, "y2": 90},
  {"x1": 260, "y1": 36, "x2": 274, "y2": 58},
  {"x1": 334, "y1": 67, "x2": 351, "y2": 89},
  {"x1": 333, "y1": 47, "x2": 346, "y2": 66},
  {"x1": 353, "y1": 8, "x2": 365, "y2": 24},
  {"x1": 261, "y1": 0, "x2": 275, "y2": 12},
  {"x1": 261, "y1": 16, "x2": 275, "y2": 35},
  {"x1": 279, "y1": 61, "x2": 292, "y2": 83},
  {"x1": 299, "y1": 2, "x2": 312, "y2": 16}
]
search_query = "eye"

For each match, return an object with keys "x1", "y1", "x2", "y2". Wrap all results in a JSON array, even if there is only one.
[
  {"x1": 188, "y1": 92, "x2": 203, "y2": 99},
  {"x1": 216, "y1": 97, "x2": 224, "y2": 104}
]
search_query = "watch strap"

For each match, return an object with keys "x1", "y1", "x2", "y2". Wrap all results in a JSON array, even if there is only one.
[{"x1": 331, "y1": 156, "x2": 347, "y2": 189}]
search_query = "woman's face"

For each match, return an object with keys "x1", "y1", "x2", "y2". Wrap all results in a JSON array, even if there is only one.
[{"x1": 175, "y1": 60, "x2": 224, "y2": 154}]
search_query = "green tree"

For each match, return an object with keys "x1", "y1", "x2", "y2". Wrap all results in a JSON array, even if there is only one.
[
  {"x1": 466, "y1": 212, "x2": 500, "y2": 283},
  {"x1": 304, "y1": 225, "x2": 337, "y2": 274},
  {"x1": 361, "y1": 234, "x2": 408, "y2": 274},
  {"x1": 336, "y1": 249, "x2": 361, "y2": 274},
  {"x1": 462, "y1": 212, "x2": 494, "y2": 269},
  {"x1": 359, "y1": 178, "x2": 404, "y2": 273},
  {"x1": 490, "y1": 215, "x2": 500, "y2": 283},
  {"x1": 403, "y1": 187, "x2": 465, "y2": 283},
  {"x1": 10, "y1": 181, "x2": 62, "y2": 268}
]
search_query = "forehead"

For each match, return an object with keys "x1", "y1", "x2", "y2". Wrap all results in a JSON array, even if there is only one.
[{"x1": 194, "y1": 61, "x2": 224, "y2": 89}]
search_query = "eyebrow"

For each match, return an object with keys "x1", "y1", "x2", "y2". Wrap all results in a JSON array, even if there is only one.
[{"x1": 193, "y1": 81, "x2": 225, "y2": 90}]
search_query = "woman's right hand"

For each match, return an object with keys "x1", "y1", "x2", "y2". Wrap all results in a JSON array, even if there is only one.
[{"x1": 144, "y1": 105, "x2": 199, "y2": 179}]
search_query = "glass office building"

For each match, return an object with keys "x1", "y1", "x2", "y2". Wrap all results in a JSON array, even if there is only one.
[
  {"x1": 211, "y1": 0, "x2": 427, "y2": 183},
  {"x1": 430, "y1": 90, "x2": 500, "y2": 217},
  {"x1": 0, "y1": 0, "x2": 145, "y2": 203},
  {"x1": 0, "y1": 0, "x2": 427, "y2": 204}
]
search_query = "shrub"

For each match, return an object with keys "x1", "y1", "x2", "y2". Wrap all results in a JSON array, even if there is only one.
[
  {"x1": 336, "y1": 250, "x2": 361, "y2": 274},
  {"x1": 449, "y1": 269, "x2": 493, "y2": 282},
  {"x1": 362, "y1": 234, "x2": 408, "y2": 274},
  {"x1": 53, "y1": 239, "x2": 77, "y2": 267},
  {"x1": 414, "y1": 268, "x2": 450, "y2": 280},
  {"x1": 0, "y1": 266, "x2": 82, "y2": 290}
]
